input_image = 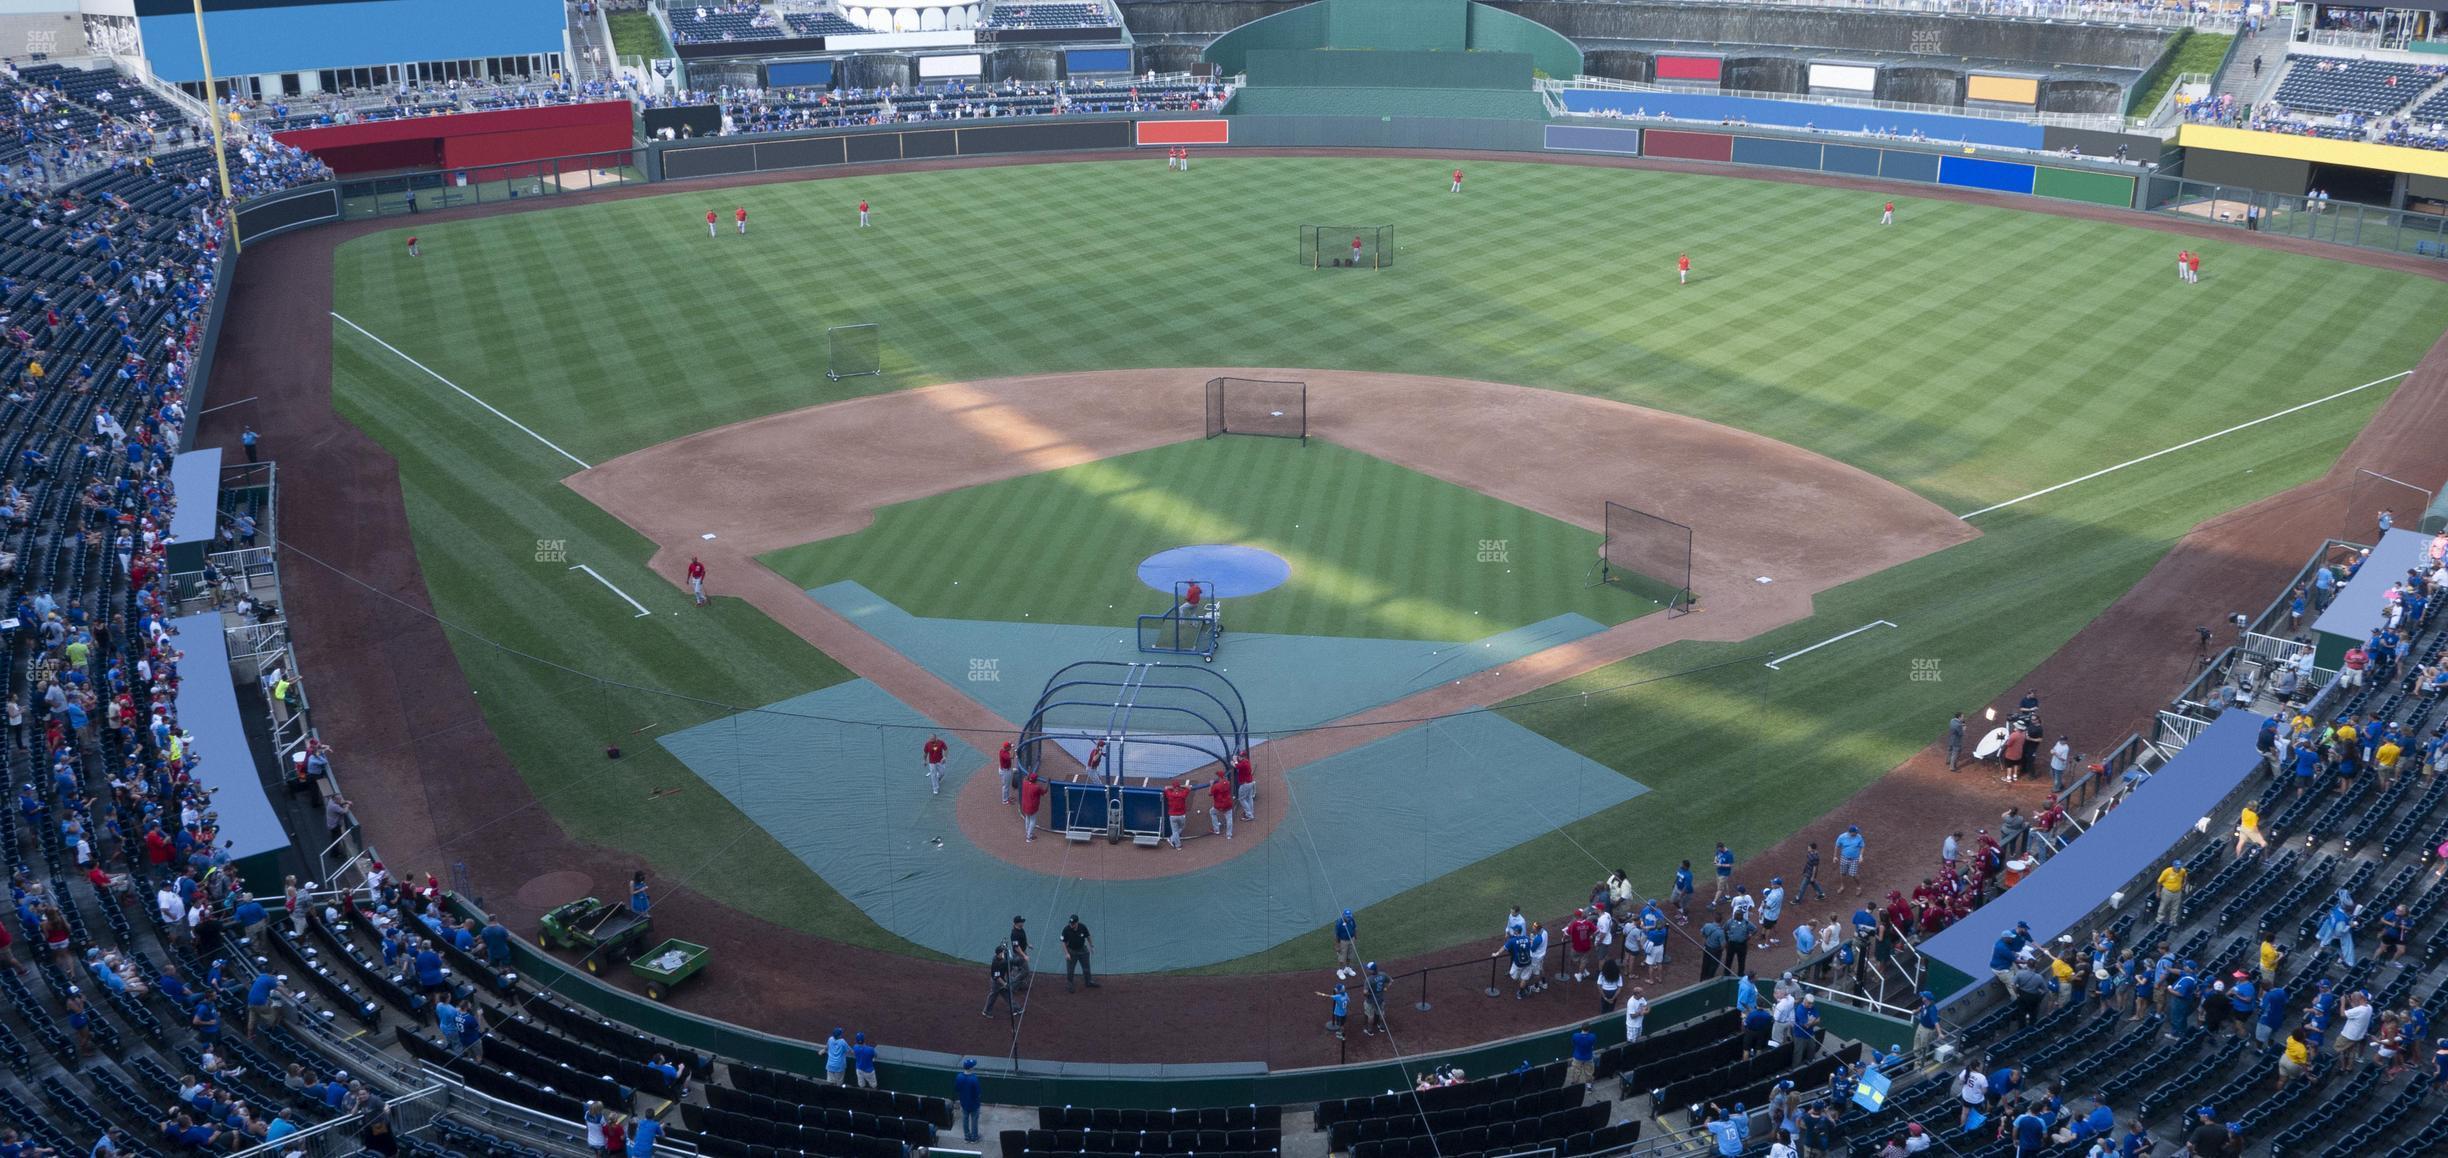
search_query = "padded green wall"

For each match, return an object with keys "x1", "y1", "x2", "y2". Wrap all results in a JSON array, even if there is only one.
[
  {"x1": 1203, "y1": 1, "x2": 1333, "y2": 75},
  {"x1": 2034, "y1": 164, "x2": 2137, "y2": 207},
  {"x1": 1206, "y1": 0, "x2": 1582, "y2": 82},
  {"x1": 1244, "y1": 48, "x2": 1534, "y2": 89},
  {"x1": 1465, "y1": 2, "x2": 1584, "y2": 80},
  {"x1": 1328, "y1": 0, "x2": 1467, "y2": 50}
]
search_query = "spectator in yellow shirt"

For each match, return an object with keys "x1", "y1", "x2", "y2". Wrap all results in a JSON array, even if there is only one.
[
  {"x1": 2157, "y1": 863, "x2": 2188, "y2": 923},
  {"x1": 2278, "y1": 1028, "x2": 2310, "y2": 1086},
  {"x1": 2236, "y1": 803, "x2": 2267, "y2": 857},
  {"x1": 2259, "y1": 937, "x2": 2281, "y2": 986},
  {"x1": 2376, "y1": 739, "x2": 2402, "y2": 780}
]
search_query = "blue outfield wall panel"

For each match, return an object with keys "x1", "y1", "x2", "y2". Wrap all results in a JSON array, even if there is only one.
[
  {"x1": 1556, "y1": 89, "x2": 2045, "y2": 150},
  {"x1": 1729, "y1": 135, "x2": 1822, "y2": 171},
  {"x1": 1879, "y1": 149, "x2": 1940, "y2": 183},
  {"x1": 141, "y1": 0, "x2": 566, "y2": 83},
  {"x1": 1066, "y1": 48, "x2": 1133, "y2": 73},
  {"x1": 1543, "y1": 123, "x2": 1642, "y2": 156},
  {"x1": 1820, "y1": 143, "x2": 1884, "y2": 177},
  {"x1": 1938, "y1": 154, "x2": 2038, "y2": 194},
  {"x1": 766, "y1": 60, "x2": 835, "y2": 88}
]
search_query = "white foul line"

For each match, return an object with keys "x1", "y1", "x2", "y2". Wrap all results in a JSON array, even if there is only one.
[
  {"x1": 1765, "y1": 620, "x2": 1898, "y2": 670},
  {"x1": 1958, "y1": 371, "x2": 2412, "y2": 520},
  {"x1": 570, "y1": 564, "x2": 653, "y2": 617},
  {"x1": 330, "y1": 311, "x2": 594, "y2": 471}
]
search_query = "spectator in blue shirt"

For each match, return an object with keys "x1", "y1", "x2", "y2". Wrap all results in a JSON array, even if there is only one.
[
  {"x1": 1567, "y1": 1027, "x2": 1597, "y2": 1085},
  {"x1": 852, "y1": 1032, "x2": 878, "y2": 1089},
  {"x1": 953, "y1": 1059, "x2": 983, "y2": 1142},
  {"x1": 1702, "y1": 1104, "x2": 1748, "y2": 1156},
  {"x1": 479, "y1": 917, "x2": 512, "y2": 968}
]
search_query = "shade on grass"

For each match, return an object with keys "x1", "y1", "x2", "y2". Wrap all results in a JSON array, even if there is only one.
[
  {"x1": 330, "y1": 157, "x2": 2448, "y2": 969},
  {"x1": 759, "y1": 437, "x2": 1669, "y2": 642}
]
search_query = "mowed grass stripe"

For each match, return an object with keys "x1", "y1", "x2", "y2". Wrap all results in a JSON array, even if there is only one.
[{"x1": 329, "y1": 158, "x2": 2448, "y2": 967}]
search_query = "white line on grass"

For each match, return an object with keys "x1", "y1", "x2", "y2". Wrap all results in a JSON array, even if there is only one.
[
  {"x1": 1958, "y1": 371, "x2": 2411, "y2": 520},
  {"x1": 330, "y1": 311, "x2": 593, "y2": 470},
  {"x1": 570, "y1": 564, "x2": 653, "y2": 617},
  {"x1": 1765, "y1": 620, "x2": 1898, "y2": 670}
]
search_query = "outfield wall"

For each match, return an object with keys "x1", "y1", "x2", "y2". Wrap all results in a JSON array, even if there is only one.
[
  {"x1": 1542, "y1": 121, "x2": 2142, "y2": 207},
  {"x1": 1556, "y1": 87, "x2": 2047, "y2": 149}
]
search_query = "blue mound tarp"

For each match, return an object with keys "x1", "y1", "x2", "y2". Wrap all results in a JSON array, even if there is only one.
[{"x1": 1558, "y1": 89, "x2": 2046, "y2": 150}]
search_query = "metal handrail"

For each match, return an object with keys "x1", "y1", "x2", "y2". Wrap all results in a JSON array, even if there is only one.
[
  {"x1": 1542, "y1": 75, "x2": 2133, "y2": 133},
  {"x1": 1537, "y1": 0, "x2": 2240, "y2": 30}
]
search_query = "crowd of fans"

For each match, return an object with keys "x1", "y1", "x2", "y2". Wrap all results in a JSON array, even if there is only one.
[{"x1": 688, "y1": 76, "x2": 1223, "y2": 134}]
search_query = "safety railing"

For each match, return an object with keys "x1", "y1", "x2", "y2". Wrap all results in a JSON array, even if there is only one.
[
  {"x1": 227, "y1": 1085, "x2": 448, "y2": 1158},
  {"x1": 1542, "y1": 75, "x2": 2133, "y2": 133},
  {"x1": 1539, "y1": 0, "x2": 2241, "y2": 30},
  {"x1": 2140, "y1": 70, "x2": 2211, "y2": 129}
]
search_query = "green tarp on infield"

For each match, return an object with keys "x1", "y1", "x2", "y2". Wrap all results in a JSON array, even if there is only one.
[{"x1": 808, "y1": 579, "x2": 1607, "y2": 732}]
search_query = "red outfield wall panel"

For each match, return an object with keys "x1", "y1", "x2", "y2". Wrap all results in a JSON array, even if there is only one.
[
  {"x1": 275, "y1": 101, "x2": 634, "y2": 175},
  {"x1": 1137, "y1": 119, "x2": 1229, "y2": 146},
  {"x1": 1653, "y1": 55, "x2": 1723, "y2": 83},
  {"x1": 1639, "y1": 129, "x2": 1733, "y2": 162}
]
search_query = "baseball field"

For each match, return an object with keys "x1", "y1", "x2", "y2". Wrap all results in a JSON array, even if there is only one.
[{"x1": 324, "y1": 155, "x2": 2448, "y2": 976}]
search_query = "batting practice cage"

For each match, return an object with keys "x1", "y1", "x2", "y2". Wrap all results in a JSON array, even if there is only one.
[
  {"x1": 825, "y1": 323, "x2": 881, "y2": 381},
  {"x1": 1205, "y1": 377, "x2": 1308, "y2": 444},
  {"x1": 1601, "y1": 500, "x2": 1694, "y2": 616},
  {"x1": 1015, "y1": 661, "x2": 1251, "y2": 843},
  {"x1": 1301, "y1": 225, "x2": 1393, "y2": 270}
]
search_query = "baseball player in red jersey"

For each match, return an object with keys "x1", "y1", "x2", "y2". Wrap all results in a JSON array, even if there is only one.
[
  {"x1": 2186, "y1": 250, "x2": 2201, "y2": 282},
  {"x1": 1180, "y1": 146, "x2": 1190, "y2": 171},
  {"x1": 1881, "y1": 201, "x2": 1894, "y2": 226},
  {"x1": 1351, "y1": 235, "x2": 1364, "y2": 265},
  {"x1": 1019, "y1": 772, "x2": 1045, "y2": 841},
  {"x1": 2177, "y1": 248, "x2": 2191, "y2": 283},
  {"x1": 1182, "y1": 581, "x2": 1203, "y2": 613},
  {"x1": 997, "y1": 740, "x2": 1017, "y2": 803},
  {"x1": 858, "y1": 200, "x2": 870, "y2": 228},
  {"x1": 735, "y1": 206, "x2": 747, "y2": 235},
  {"x1": 1208, "y1": 775, "x2": 1236, "y2": 838},
  {"x1": 1233, "y1": 748, "x2": 1255, "y2": 819},
  {"x1": 1162, "y1": 779, "x2": 1199, "y2": 848},
  {"x1": 922, "y1": 735, "x2": 948, "y2": 795},
  {"x1": 406, "y1": 235, "x2": 419, "y2": 258},
  {"x1": 1451, "y1": 168, "x2": 1463, "y2": 193},
  {"x1": 686, "y1": 556, "x2": 707, "y2": 605},
  {"x1": 1677, "y1": 253, "x2": 1691, "y2": 285},
  {"x1": 1169, "y1": 146, "x2": 1181, "y2": 171},
  {"x1": 706, "y1": 209, "x2": 717, "y2": 239}
]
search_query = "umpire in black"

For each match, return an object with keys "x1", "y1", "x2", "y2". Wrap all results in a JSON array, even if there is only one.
[{"x1": 1062, "y1": 915, "x2": 1099, "y2": 992}]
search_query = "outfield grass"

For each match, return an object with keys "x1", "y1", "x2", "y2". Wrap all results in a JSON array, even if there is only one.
[
  {"x1": 606, "y1": 10, "x2": 671, "y2": 60},
  {"x1": 760, "y1": 437, "x2": 1671, "y2": 641},
  {"x1": 329, "y1": 157, "x2": 2448, "y2": 969}
]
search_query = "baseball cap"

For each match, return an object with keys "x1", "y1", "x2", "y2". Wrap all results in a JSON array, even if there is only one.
[
  {"x1": 961, "y1": 1059, "x2": 976, "y2": 1069},
  {"x1": 854, "y1": 1032, "x2": 865, "y2": 1043}
]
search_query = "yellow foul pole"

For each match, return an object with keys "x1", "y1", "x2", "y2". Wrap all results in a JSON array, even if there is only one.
[{"x1": 191, "y1": 0, "x2": 242, "y2": 252}]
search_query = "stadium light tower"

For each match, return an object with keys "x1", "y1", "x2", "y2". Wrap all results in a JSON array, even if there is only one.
[{"x1": 189, "y1": 0, "x2": 243, "y2": 252}]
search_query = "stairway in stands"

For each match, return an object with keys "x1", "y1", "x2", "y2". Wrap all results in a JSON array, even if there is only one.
[{"x1": 2214, "y1": 19, "x2": 2296, "y2": 112}]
